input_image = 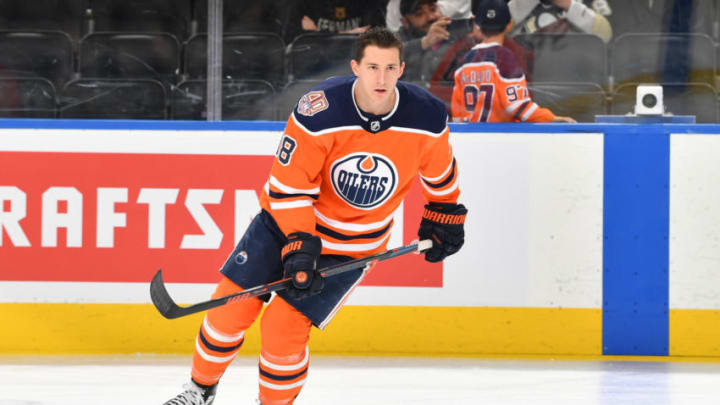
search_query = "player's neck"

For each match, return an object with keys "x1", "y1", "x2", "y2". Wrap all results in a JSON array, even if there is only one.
[
  {"x1": 354, "y1": 86, "x2": 396, "y2": 116},
  {"x1": 482, "y1": 34, "x2": 505, "y2": 46}
]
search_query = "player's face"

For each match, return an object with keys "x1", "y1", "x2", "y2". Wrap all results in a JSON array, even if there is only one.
[{"x1": 351, "y1": 45, "x2": 405, "y2": 114}]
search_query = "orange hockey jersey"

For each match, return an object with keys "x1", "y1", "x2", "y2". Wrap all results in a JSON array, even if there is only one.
[
  {"x1": 451, "y1": 42, "x2": 555, "y2": 123},
  {"x1": 259, "y1": 76, "x2": 461, "y2": 258}
]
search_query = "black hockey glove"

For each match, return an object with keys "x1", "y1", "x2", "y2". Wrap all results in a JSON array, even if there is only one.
[
  {"x1": 417, "y1": 202, "x2": 468, "y2": 263},
  {"x1": 281, "y1": 232, "x2": 324, "y2": 300}
]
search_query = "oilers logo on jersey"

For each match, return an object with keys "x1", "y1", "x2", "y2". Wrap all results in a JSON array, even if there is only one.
[{"x1": 330, "y1": 152, "x2": 397, "y2": 209}]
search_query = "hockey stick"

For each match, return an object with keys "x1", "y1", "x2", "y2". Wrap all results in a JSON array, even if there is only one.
[{"x1": 150, "y1": 239, "x2": 433, "y2": 319}]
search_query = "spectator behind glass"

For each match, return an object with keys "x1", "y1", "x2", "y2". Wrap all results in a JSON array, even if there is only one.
[
  {"x1": 283, "y1": 0, "x2": 388, "y2": 44},
  {"x1": 451, "y1": 0, "x2": 575, "y2": 123},
  {"x1": 397, "y1": 0, "x2": 474, "y2": 82},
  {"x1": 386, "y1": 0, "x2": 473, "y2": 32},
  {"x1": 508, "y1": 0, "x2": 613, "y2": 43}
]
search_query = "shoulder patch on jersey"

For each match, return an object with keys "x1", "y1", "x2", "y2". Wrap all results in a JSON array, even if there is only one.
[{"x1": 297, "y1": 90, "x2": 329, "y2": 116}]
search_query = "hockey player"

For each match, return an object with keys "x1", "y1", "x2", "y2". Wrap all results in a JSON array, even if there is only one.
[
  {"x1": 163, "y1": 27, "x2": 467, "y2": 405},
  {"x1": 451, "y1": 0, "x2": 576, "y2": 123}
]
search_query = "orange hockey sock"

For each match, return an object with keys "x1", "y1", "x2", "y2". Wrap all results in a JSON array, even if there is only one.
[
  {"x1": 257, "y1": 296, "x2": 312, "y2": 405},
  {"x1": 190, "y1": 276, "x2": 264, "y2": 386}
]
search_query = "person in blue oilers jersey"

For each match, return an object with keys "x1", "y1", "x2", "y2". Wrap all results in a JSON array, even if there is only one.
[{"x1": 161, "y1": 27, "x2": 467, "y2": 405}]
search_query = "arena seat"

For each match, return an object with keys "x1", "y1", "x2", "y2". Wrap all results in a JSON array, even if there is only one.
[
  {"x1": 0, "y1": 30, "x2": 74, "y2": 86},
  {"x1": 59, "y1": 77, "x2": 167, "y2": 119},
  {"x1": 0, "y1": 0, "x2": 85, "y2": 41},
  {"x1": 183, "y1": 32, "x2": 285, "y2": 86},
  {"x1": 0, "y1": 77, "x2": 57, "y2": 118},
  {"x1": 89, "y1": 0, "x2": 192, "y2": 41},
  {"x1": 170, "y1": 79, "x2": 276, "y2": 120},
  {"x1": 79, "y1": 32, "x2": 180, "y2": 86}
]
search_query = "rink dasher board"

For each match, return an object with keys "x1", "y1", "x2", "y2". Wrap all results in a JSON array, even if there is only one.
[{"x1": 0, "y1": 120, "x2": 719, "y2": 357}]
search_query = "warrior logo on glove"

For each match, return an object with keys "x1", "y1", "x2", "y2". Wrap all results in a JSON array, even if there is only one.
[
  {"x1": 418, "y1": 202, "x2": 468, "y2": 263},
  {"x1": 281, "y1": 232, "x2": 324, "y2": 299}
]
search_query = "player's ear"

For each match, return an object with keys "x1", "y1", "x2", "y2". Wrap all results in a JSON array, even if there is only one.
[
  {"x1": 350, "y1": 59, "x2": 360, "y2": 76},
  {"x1": 504, "y1": 20, "x2": 514, "y2": 34},
  {"x1": 398, "y1": 61, "x2": 405, "y2": 77}
]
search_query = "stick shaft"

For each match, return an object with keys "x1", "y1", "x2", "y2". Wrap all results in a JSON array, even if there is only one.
[{"x1": 150, "y1": 239, "x2": 432, "y2": 319}]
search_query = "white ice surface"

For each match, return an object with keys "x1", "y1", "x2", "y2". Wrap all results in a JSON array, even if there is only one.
[{"x1": 1, "y1": 355, "x2": 720, "y2": 405}]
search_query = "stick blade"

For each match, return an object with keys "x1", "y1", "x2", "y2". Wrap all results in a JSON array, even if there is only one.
[{"x1": 150, "y1": 269, "x2": 184, "y2": 319}]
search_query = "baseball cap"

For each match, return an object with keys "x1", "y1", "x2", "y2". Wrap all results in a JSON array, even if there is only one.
[
  {"x1": 475, "y1": 0, "x2": 511, "y2": 31},
  {"x1": 400, "y1": 0, "x2": 438, "y2": 16}
]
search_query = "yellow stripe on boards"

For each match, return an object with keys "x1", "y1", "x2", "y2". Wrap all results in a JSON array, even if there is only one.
[
  {"x1": 0, "y1": 304, "x2": 235, "y2": 354},
  {"x1": 670, "y1": 309, "x2": 720, "y2": 357},
  {"x1": 313, "y1": 306, "x2": 601, "y2": 356},
  {"x1": 1, "y1": 304, "x2": 600, "y2": 355}
]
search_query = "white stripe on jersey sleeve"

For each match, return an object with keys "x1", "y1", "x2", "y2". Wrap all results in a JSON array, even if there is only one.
[
  {"x1": 269, "y1": 175, "x2": 320, "y2": 195},
  {"x1": 506, "y1": 98, "x2": 532, "y2": 114},
  {"x1": 270, "y1": 200, "x2": 314, "y2": 210},
  {"x1": 521, "y1": 103, "x2": 539, "y2": 122},
  {"x1": 420, "y1": 177, "x2": 460, "y2": 196}
]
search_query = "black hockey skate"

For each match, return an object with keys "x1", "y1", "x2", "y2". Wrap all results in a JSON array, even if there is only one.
[{"x1": 163, "y1": 380, "x2": 217, "y2": 405}]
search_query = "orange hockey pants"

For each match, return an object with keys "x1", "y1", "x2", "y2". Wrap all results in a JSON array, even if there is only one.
[{"x1": 190, "y1": 276, "x2": 312, "y2": 405}]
